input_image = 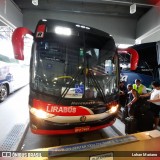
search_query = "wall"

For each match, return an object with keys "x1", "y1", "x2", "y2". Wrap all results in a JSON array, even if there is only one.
[
  {"x1": 0, "y1": 0, "x2": 23, "y2": 28},
  {"x1": 136, "y1": 2, "x2": 160, "y2": 43},
  {"x1": 1, "y1": 1, "x2": 160, "y2": 44},
  {"x1": 23, "y1": 9, "x2": 137, "y2": 44}
]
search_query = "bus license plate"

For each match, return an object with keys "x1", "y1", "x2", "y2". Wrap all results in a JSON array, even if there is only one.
[{"x1": 75, "y1": 126, "x2": 90, "y2": 133}]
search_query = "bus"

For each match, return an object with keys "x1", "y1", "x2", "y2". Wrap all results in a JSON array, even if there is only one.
[
  {"x1": 12, "y1": 19, "x2": 119, "y2": 135},
  {"x1": 0, "y1": 35, "x2": 29, "y2": 102},
  {"x1": 118, "y1": 42, "x2": 160, "y2": 89}
]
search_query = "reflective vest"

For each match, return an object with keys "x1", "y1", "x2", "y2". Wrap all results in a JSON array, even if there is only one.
[{"x1": 132, "y1": 84, "x2": 144, "y2": 95}]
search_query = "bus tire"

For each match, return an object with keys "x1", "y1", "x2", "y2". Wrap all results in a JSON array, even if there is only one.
[{"x1": 0, "y1": 84, "x2": 8, "y2": 102}]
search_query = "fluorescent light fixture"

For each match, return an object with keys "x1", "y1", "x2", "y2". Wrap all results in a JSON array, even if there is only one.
[
  {"x1": 32, "y1": 0, "x2": 38, "y2": 6},
  {"x1": 55, "y1": 26, "x2": 72, "y2": 36},
  {"x1": 118, "y1": 44, "x2": 132, "y2": 49},
  {"x1": 130, "y1": 3, "x2": 136, "y2": 14}
]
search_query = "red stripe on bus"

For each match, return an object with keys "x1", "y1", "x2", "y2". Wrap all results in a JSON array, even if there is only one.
[{"x1": 33, "y1": 99, "x2": 93, "y2": 116}]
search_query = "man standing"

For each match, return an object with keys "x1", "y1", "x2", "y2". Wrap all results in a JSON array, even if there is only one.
[
  {"x1": 126, "y1": 84, "x2": 139, "y2": 117},
  {"x1": 133, "y1": 79, "x2": 147, "y2": 95},
  {"x1": 140, "y1": 81, "x2": 160, "y2": 129},
  {"x1": 119, "y1": 81, "x2": 127, "y2": 108}
]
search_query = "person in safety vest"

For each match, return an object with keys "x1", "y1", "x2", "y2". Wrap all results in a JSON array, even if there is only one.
[{"x1": 133, "y1": 79, "x2": 147, "y2": 95}]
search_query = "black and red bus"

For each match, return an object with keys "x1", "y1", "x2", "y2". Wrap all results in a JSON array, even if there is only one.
[
  {"x1": 118, "y1": 42, "x2": 160, "y2": 89},
  {"x1": 12, "y1": 19, "x2": 119, "y2": 135}
]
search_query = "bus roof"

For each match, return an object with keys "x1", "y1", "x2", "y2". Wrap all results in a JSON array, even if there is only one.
[
  {"x1": 35, "y1": 19, "x2": 112, "y2": 39},
  {"x1": 132, "y1": 42, "x2": 156, "y2": 51}
]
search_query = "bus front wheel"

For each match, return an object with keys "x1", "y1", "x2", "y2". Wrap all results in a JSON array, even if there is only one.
[{"x1": 0, "y1": 84, "x2": 8, "y2": 102}]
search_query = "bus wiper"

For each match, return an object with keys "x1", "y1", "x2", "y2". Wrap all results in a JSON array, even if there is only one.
[
  {"x1": 56, "y1": 67, "x2": 83, "y2": 104},
  {"x1": 85, "y1": 53, "x2": 107, "y2": 103},
  {"x1": 56, "y1": 67, "x2": 107, "y2": 104},
  {"x1": 87, "y1": 70, "x2": 107, "y2": 103}
]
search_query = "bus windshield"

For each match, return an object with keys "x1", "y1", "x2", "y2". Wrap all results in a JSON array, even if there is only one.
[{"x1": 30, "y1": 30, "x2": 117, "y2": 99}]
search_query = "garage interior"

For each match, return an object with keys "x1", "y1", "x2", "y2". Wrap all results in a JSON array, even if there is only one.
[{"x1": 1, "y1": 0, "x2": 160, "y2": 159}]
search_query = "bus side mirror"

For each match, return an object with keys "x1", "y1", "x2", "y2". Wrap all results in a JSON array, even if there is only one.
[
  {"x1": 12, "y1": 27, "x2": 33, "y2": 60},
  {"x1": 118, "y1": 48, "x2": 139, "y2": 71}
]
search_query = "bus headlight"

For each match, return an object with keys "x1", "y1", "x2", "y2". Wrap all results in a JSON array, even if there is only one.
[
  {"x1": 30, "y1": 108, "x2": 53, "y2": 119},
  {"x1": 108, "y1": 105, "x2": 118, "y2": 114},
  {"x1": 35, "y1": 109, "x2": 48, "y2": 119}
]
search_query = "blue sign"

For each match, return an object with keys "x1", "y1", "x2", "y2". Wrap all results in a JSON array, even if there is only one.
[
  {"x1": 120, "y1": 70, "x2": 153, "y2": 88},
  {"x1": 46, "y1": 64, "x2": 53, "y2": 69},
  {"x1": 48, "y1": 135, "x2": 137, "y2": 157},
  {"x1": 75, "y1": 84, "x2": 84, "y2": 94}
]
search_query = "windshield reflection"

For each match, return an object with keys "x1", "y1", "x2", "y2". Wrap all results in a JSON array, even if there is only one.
[{"x1": 31, "y1": 39, "x2": 118, "y2": 100}]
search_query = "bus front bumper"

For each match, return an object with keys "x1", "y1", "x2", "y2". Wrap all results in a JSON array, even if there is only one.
[{"x1": 29, "y1": 112, "x2": 117, "y2": 135}]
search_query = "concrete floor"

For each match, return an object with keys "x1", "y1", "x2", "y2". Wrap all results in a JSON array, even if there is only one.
[{"x1": 0, "y1": 85, "x2": 29, "y2": 149}]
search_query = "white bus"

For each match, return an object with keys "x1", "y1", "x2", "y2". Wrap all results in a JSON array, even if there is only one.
[{"x1": 0, "y1": 35, "x2": 29, "y2": 102}]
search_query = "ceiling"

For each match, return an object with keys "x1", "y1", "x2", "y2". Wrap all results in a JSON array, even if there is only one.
[
  {"x1": 0, "y1": 21, "x2": 6, "y2": 26},
  {"x1": 12, "y1": 0, "x2": 160, "y2": 20}
]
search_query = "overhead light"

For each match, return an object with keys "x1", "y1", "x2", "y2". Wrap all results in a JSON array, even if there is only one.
[
  {"x1": 130, "y1": 3, "x2": 136, "y2": 14},
  {"x1": 32, "y1": 0, "x2": 38, "y2": 6},
  {"x1": 117, "y1": 44, "x2": 132, "y2": 49}
]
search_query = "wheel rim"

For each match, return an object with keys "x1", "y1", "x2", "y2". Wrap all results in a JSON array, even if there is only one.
[{"x1": 0, "y1": 85, "x2": 7, "y2": 101}]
